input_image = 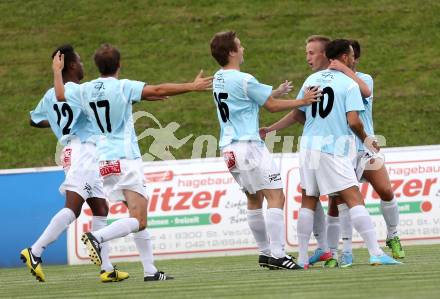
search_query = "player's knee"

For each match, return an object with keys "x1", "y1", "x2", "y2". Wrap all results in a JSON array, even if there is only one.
[
  {"x1": 138, "y1": 218, "x2": 147, "y2": 231},
  {"x1": 69, "y1": 207, "x2": 81, "y2": 219},
  {"x1": 379, "y1": 187, "x2": 394, "y2": 201}
]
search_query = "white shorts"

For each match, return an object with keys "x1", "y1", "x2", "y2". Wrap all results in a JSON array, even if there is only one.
[
  {"x1": 222, "y1": 141, "x2": 282, "y2": 194},
  {"x1": 354, "y1": 151, "x2": 385, "y2": 182},
  {"x1": 59, "y1": 140, "x2": 105, "y2": 200},
  {"x1": 99, "y1": 158, "x2": 148, "y2": 202},
  {"x1": 299, "y1": 150, "x2": 358, "y2": 197}
]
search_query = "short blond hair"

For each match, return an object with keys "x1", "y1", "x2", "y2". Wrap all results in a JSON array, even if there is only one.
[{"x1": 306, "y1": 35, "x2": 331, "y2": 46}]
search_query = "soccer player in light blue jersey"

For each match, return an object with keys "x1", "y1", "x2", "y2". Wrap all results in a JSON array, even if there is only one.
[
  {"x1": 21, "y1": 45, "x2": 128, "y2": 283},
  {"x1": 326, "y1": 40, "x2": 405, "y2": 267},
  {"x1": 294, "y1": 39, "x2": 400, "y2": 267},
  {"x1": 210, "y1": 31, "x2": 320, "y2": 270},
  {"x1": 52, "y1": 43, "x2": 212, "y2": 281}
]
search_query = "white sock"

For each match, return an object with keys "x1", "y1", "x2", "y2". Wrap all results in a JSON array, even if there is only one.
[
  {"x1": 350, "y1": 205, "x2": 383, "y2": 256},
  {"x1": 338, "y1": 204, "x2": 353, "y2": 254},
  {"x1": 133, "y1": 229, "x2": 158, "y2": 276},
  {"x1": 297, "y1": 208, "x2": 314, "y2": 265},
  {"x1": 247, "y1": 209, "x2": 270, "y2": 256},
  {"x1": 327, "y1": 215, "x2": 340, "y2": 259},
  {"x1": 313, "y1": 201, "x2": 328, "y2": 251},
  {"x1": 266, "y1": 208, "x2": 286, "y2": 258},
  {"x1": 92, "y1": 216, "x2": 113, "y2": 272},
  {"x1": 93, "y1": 218, "x2": 139, "y2": 243},
  {"x1": 380, "y1": 198, "x2": 399, "y2": 239},
  {"x1": 31, "y1": 208, "x2": 76, "y2": 257}
]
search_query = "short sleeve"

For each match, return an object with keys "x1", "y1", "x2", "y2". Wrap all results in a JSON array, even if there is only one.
[
  {"x1": 65, "y1": 83, "x2": 83, "y2": 107},
  {"x1": 296, "y1": 86, "x2": 306, "y2": 112},
  {"x1": 345, "y1": 82, "x2": 365, "y2": 112},
  {"x1": 245, "y1": 76, "x2": 272, "y2": 106},
  {"x1": 30, "y1": 98, "x2": 47, "y2": 124},
  {"x1": 122, "y1": 79, "x2": 146, "y2": 103}
]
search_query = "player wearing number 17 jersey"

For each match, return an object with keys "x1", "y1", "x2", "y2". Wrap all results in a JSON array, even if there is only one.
[
  {"x1": 21, "y1": 44, "x2": 128, "y2": 283},
  {"x1": 210, "y1": 31, "x2": 320, "y2": 270},
  {"x1": 53, "y1": 43, "x2": 212, "y2": 281}
]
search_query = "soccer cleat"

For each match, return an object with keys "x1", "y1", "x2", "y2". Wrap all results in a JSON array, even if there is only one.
[
  {"x1": 20, "y1": 248, "x2": 45, "y2": 282},
  {"x1": 144, "y1": 271, "x2": 174, "y2": 281},
  {"x1": 100, "y1": 267, "x2": 129, "y2": 282},
  {"x1": 258, "y1": 254, "x2": 275, "y2": 269},
  {"x1": 370, "y1": 254, "x2": 402, "y2": 266},
  {"x1": 268, "y1": 255, "x2": 304, "y2": 270},
  {"x1": 323, "y1": 258, "x2": 339, "y2": 268},
  {"x1": 81, "y1": 232, "x2": 102, "y2": 266},
  {"x1": 340, "y1": 252, "x2": 353, "y2": 268},
  {"x1": 308, "y1": 248, "x2": 332, "y2": 265},
  {"x1": 386, "y1": 236, "x2": 405, "y2": 259}
]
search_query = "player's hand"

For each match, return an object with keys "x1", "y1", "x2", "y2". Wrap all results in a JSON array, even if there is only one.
[
  {"x1": 192, "y1": 70, "x2": 213, "y2": 91},
  {"x1": 52, "y1": 51, "x2": 64, "y2": 73},
  {"x1": 300, "y1": 86, "x2": 321, "y2": 105},
  {"x1": 276, "y1": 80, "x2": 293, "y2": 96},
  {"x1": 328, "y1": 59, "x2": 350, "y2": 73},
  {"x1": 259, "y1": 127, "x2": 269, "y2": 140},
  {"x1": 365, "y1": 136, "x2": 380, "y2": 153}
]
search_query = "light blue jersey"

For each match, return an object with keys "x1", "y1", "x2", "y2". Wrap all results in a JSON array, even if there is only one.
[
  {"x1": 212, "y1": 69, "x2": 272, "y2": 148},
  {"x1": 297, "y1": 69, "x2": 365, "y2": 156},
  {"x1": 30, "y1": 82, "x2": 94, "y2": 145},
  {"x1": 65, "y1": 77, "x2": 145, "y2": 161},
  {"x1": 355, "y1": 72, "x2": 374, "y2": 151}
]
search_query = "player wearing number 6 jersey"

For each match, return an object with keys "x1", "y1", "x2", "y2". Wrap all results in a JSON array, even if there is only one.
[
  {"x1": 210, "y1": 31, "x2": 320, "y2": 270},
  {"x1": 295, "y1": 39, "x2": 400, "y2": 267},
  {"x1": 52, "y1": 43, "x2": 212, "y2": 281},
  {"x1": 21, "y1": 44, "x2": 128, "y2": 283}
]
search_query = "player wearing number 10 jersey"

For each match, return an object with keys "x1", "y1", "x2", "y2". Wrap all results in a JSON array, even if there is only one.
[
  {"x1": 53, "y1": 43, "x2": 212, "y2": 281},
  {"x1": 22, "y1": 44, "x2": 128, "y2": 283},
  {"x1": 210, "y1": 31, "x2": 320, "y2": 270},
  {"x1": 295, "y1": 39, "x2": 400, "y2": 267}
]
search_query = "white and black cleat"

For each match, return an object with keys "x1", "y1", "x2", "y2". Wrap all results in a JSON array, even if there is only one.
[
  {"x1": 81, "y1": 232, "x2": 102, "y2": 266},
  {"x1": 258, "y1": 254, "x2": 275, "y2": 269},
  {"x1": 268, "y1": 255, "x2": 304, "y2": 270},
  {"x1": 144, "y1": 271, "x2": 174, "y2": 281}
]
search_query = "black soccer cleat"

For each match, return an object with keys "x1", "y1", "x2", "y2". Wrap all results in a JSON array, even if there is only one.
[
  {"x1": 258, "y1": 254, "x2": 275, "y2": 269},
  {"x1": 81, "y1": 232, "x2": 102, "y2": 266},
  {"x1": 144, "y1": 271, "x2": 174, "y2": 281},
  {"x1": 268, "y1": 255, "x2": 304, "y2": 270}
]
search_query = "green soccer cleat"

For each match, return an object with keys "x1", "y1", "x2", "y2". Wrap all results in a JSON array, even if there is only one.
[
  {"x1": 323, "y1": 258, "x2": 339, "y2": 268},
  {"x1": 386, "y1": 236, "x2": 405, "y2": 259}
]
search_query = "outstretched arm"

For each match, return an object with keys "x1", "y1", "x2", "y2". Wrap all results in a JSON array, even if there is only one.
[
  {"x1": 141, "y1": 70, "x2": 213, "y2": 100},
  {"x1": 52, "y1": 51, "x2": 66, "y2": 102},
  {"x1": 329, "y1": 59, "x2": 371, "y2": 98},
  {"x1": 263, "y1": 86, "x2": 321, "y2": 113}
]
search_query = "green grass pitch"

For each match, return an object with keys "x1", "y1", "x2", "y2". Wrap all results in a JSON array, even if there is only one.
[{"x1": 2, "y1": 244, "x2": 439, "y2": 298}]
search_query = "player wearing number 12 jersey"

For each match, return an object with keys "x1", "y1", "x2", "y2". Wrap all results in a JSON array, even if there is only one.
[
  {"x1": 21, "y1": 44, "x2": 128, "y2": 283},
  {"x1": 53, "y1": 43, "x2": 212, "y2": 281},
  {"x1": 210, "y1": 31, "x2": 320, "y2": 270}
]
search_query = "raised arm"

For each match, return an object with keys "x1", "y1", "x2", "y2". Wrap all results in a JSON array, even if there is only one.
[
  {"x1": 52, "y1": 51, "x2": 66, "y2": 102},
  {"x1": 141, "y1": 70, "x2": 213, "y2": 100},
  {"x1": 263, "y1": 86, "x2": 321, "y2": 113},
  {"x1": 329, "y1": 59, "x2": 371, "y2": 98}
]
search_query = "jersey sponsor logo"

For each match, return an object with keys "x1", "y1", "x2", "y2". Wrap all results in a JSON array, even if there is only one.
[
  {"x1": 99, "y1": 160, "x2": 121, "y2": 177},
  {"x1": 223, "y1": 151, "x2": 236, "y2": 170}
]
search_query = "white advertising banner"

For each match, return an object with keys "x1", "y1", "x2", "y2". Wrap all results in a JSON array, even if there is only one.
[{"x1": 67, "y1": 145, "x2": 440, "y2": 265}]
